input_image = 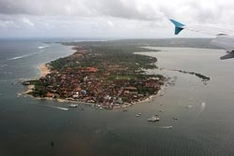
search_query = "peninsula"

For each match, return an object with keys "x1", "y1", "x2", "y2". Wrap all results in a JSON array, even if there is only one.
[{"x1": 22, "y1": 42, "x2": 165, "y2": 109}]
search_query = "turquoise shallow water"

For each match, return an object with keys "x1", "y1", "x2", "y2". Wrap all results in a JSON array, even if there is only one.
[{"x1": 1, "y1": 41, "x2": 234, "y2": 156}]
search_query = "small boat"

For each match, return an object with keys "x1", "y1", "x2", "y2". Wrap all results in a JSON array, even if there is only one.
[
  {"x1": 136, "y1": 113, "x2": 142, "y2": 117},
  {"x1": 186, "y1": 105, "x2": 192, "y2": 108},
  {"x1": 172, "y1": 117, "x2": 178, "y2": 120},
  {"x1": 159, "y1": 109, "x2": 165, "y2": 113},
  {"x1": 69, "y1": 104, "x2": 78, "y2": 108},
  {"x1": 148, "y1": 115, "x2": 160, "y2": 122}
]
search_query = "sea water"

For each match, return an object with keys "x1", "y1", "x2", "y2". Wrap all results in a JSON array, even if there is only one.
[{"x1": 1, "y1": 41, "x2": 234, "y2": 156}]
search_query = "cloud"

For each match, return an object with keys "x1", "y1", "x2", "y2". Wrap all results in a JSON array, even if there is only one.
[
  {"x1": 107, "y1": 20, "x2": 114, "y2": 27},
  {"x1": 22, "y1": 17, "x2": 34, "y2": 26},
  {"x1": 0, "y1": 0, "x2": 194, "y2": 21},
  {"x1": 0, "y1": 20, "x2": 15, "y2": 28},
  {"x1": 1, "y1": 0, "x2": 234, "y2": 38},
  {"x1": 0, "y1": 0, "x2": 233, "y2": 23}
]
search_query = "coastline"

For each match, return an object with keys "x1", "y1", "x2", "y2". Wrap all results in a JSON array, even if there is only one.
[
  {"x1": 38, "y1": 63, "x2": 50, "y2": 77},
  {"x1": 21, "y1": 45, "x2": 166, "y2": 110},
  {"x1": 19, "y1": 64, "x2": 50, "y2": 97},
  {"x1": 21, "y1": 65, "x2": 166, "y2": 110},
  {"x1": 28, "y1": 83, "x2": 167, "y2": 110}
]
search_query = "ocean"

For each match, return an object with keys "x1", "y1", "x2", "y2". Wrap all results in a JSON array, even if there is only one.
[{"x1": 1, "y1": 40, "x2": 234, "y2": 156}]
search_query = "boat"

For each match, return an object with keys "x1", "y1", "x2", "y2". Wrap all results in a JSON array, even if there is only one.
[
  {"x1": 136, "y1": 113, "x2": 142, "y2": 117},
  {"x1": 147, "y1": 115, "x2": 160, "y2": 122},
  {"x1": 159, "y1": 109, "x2": 165, "y2": 113},
  {"x1": 186, "y1": 105, "x2": 192, "y2": 108},
  {"x1": 68, "y1": 104, "x2": 78, "y2": 108}
]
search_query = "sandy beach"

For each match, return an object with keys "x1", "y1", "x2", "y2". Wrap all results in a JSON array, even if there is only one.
[
  {"x1": 39, "y1": 64, "x2": 50, "y2": 77},
  {"x1": 19, "y1": 64, "x2": 50, "y2": 96}
]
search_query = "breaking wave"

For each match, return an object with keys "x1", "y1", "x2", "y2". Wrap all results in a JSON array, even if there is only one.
[
  {"x1": 7, "y1": 44, "x2": 49, "y2": 61},
  {"x1": 7, "y1": 53, "x2": 34, "y2": 60},
  {"x1": 38, "y1": 45, "x2": 48, "y2": 49},
  {"x1": 7, "y1": 50, "x2": 46, "y2": 61}
]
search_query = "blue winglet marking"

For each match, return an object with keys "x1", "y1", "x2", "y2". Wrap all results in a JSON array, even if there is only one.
[
  {"x1": 170, "y1": 19, "x2": 185, "y2": 27},
  {"x1": 169, "y1": 19, "x2": 185, "y2": 35}
]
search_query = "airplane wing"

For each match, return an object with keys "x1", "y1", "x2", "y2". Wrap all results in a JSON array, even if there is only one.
[{"x1": 170, "y1": 19, "x2": 234, "y2": 60}]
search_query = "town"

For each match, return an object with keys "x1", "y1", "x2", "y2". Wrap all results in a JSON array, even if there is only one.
[{"x1": 23, "y1": 44, "x2": 165, "y2": 109}]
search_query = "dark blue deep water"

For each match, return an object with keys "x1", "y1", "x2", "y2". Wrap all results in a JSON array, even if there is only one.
[{"x1": 1, "y1": 40, "x2": 234, "y2": 156}]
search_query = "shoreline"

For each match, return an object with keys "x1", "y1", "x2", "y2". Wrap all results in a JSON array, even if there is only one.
[
  {"x1": 32, "y1": 63, "x2": 166, "y2": 109},
  {"x1": 21, "y1": 55, "x2": 170, "y2": 109},
  {"x1": 21, "y1": 45, "x2": 166, "y2": 110},
  {"x1": 19, "y1": 63, "x2": 50, "y2": 97},
  {"x1": 38, "y1": 63, "x2": 50, "y2": 77},
  {"x1": 21, "y1": 83, "x2": 167, "y2": 110}
]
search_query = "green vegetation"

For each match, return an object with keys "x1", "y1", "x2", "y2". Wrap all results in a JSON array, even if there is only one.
[
  {"x1": 50, "y1": 44, "x2": 158, "y2": 74},
  {"x1": 22, "y1": 39, "x2": 212, "y2": 108},
  {"x1": 62, "y1": 38, "x2": 221, "y2": 50},
  {"x1": 23, "y1": 42, "x2": 165, "y2": 107},
  {"x1": 177, "y1": 70, "x2": 210, "y2": 81}
]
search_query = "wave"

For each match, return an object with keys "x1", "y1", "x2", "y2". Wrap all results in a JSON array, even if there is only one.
[
  {"x1": 38, "y1": 45, "x2": 48, "y2": 49},
  {"x1": 7, "y1": 50, "x2": 46, "y2": 61},
  {"x1": 7, "y1": 54, "x2": 32, "y2": 60},
  {"x1": 0, "y1": 64, "x2": 7, "y2": 68},
  {"x1": 8, "y1": 44, "x2": 50, "y2": 61}
]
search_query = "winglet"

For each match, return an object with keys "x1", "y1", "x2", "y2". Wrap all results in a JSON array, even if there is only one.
[
  {"x1": 220, "y1": 51, "x2": 234, "y2": 60},
  {"x1": 169, "y1": 19, "x2": 185, "y2": 35}
]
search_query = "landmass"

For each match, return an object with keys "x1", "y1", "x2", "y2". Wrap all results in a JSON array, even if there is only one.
[
  {"x1": 22, "y1": 39, "x2": 211, "y2": 109},
  {"x1": 22, "y1": 43, "x2": 166, "y2": 109},
  {"x1": 173, "y1": 69, "x2": 210, "y2": 82},
  {"x1": 159, "y1": 68, "x2": 210, "y2": 82}
]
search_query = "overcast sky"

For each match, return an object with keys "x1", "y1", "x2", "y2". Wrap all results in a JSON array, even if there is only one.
[{"x1": 0, "y1": 0, "x2": 234, "y2": 39}]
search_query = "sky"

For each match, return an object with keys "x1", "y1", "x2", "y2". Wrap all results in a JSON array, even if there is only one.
[{"x1": 0, "y1": 0, "x2": 234, "y2": 39}]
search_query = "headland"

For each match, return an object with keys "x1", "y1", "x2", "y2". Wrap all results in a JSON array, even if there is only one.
[
  {"x1": 22, "y1": 42, "x2": 166, "y2": 109},
  {"x1": 22, "y1": 40, "x2": 211, "y2": 109}
]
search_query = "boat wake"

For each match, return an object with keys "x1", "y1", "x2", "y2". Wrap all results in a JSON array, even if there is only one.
[
  {"x1": 153, "y1": 126, "x2": 173, "y2": 129},
  {"x1": 199, "y1": 102, "x2": 206, "y2": 114},
  {"x1": 44, "y1": 105, "x2": 69, "y2": 111}
]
